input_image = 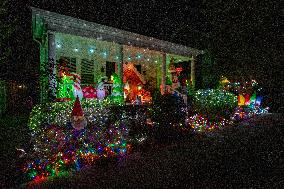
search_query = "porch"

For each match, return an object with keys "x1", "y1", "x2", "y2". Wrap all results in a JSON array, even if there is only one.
[{"x1": 31, "y1": 7, "x2": 203, "y2": 104}]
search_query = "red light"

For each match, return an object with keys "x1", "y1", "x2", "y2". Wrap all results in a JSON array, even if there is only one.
[{"x1": 176, "y1": 67, "x2": 183, "y2": 72}]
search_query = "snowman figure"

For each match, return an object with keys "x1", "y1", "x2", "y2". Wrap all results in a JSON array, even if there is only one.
[{"x1": 96, "y1": 81, "x2": 106, "y2": 100}]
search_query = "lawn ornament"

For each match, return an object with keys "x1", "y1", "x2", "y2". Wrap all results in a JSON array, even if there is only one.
[
  {"x1": 82, "y1": 85, "x2": 97, "y2": 99},
  {"x1": 96, "y1": 82, "x2": 106, "y2": 100},
  {"x1": 70, "y1": 73, "x2": 83, "y2": 100},
  {"x1": 71, "y1": 96, "x2": 87, "y2": 130}
]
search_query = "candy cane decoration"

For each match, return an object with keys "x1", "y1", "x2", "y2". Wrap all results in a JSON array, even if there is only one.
[{"x1": 69, "y1": 72, "x2": 83, "y2": 100}]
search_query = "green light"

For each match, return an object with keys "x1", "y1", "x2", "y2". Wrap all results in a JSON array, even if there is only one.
[
  {"x1": 194, "y1": 89, "x2": 237, "y2": 120},
  {"x1": 110, "y1": 73, "x2": 124, "y2": 104},
  {"x1": 57, "y1": 75, "x2": 74, "y2": 99}
]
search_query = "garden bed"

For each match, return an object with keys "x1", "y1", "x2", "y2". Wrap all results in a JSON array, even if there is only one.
[
  {"x1": 21, "y1": 89, "x2": 269, "y2": 183},
  {"x1": 23, "y1": 99, "x2": 154, "y2": 182}
]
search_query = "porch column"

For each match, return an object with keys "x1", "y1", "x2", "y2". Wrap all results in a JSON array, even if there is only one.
[
  {"x1": 161, "y1": 52, "x2": 166, "y2": 94},
  {"x1": 118, "y1": 45, "x2": 124, "y2": 83},
  {"x1": 117, "y1": 45, "x2": 124, "y2": 104},
  {"x1": 190, "y1": 55, "x2": 196, "y2": 89},
  {"x1": 48, "y1": 31, "x2": 57, "y2": 100}
]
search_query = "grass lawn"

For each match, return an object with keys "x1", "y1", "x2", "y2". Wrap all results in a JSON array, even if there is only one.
[{"x1": 0, "y1": 115, "x2": 30, "y2": 188}]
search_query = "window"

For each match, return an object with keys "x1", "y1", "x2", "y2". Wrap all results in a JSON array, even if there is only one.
[
  {"x1": 81, "y1": 59, "x2": 94, "y2": 84},
  {"x1": 106, "y1": 61, "x2": 116, "y2": 81},
  {"x1": 69, "y1": 58, "x2": 77, "y2": 73},
  {"x1": 135, "y1": 64, "x2": 142, "y2": 74},
  {"x1": 57, "y1": 56, "x2": 76, "y2": 73}
]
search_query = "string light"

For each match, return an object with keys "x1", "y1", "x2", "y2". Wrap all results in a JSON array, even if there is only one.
[
  {"x1": 24, "y1": 88, "x2": 269, "y2": 182},
  {"x1": 24, "y1": 99, "x2": 131, "y2": 181},
  {"x1": 56, "y1": 43, "x2": 62, "y2": 48},
  {"x1": 89, "y1": 48, "x2": 94, "y2": 53},
  {"x1": 187, "y1": 113, "x2": 232, "y2": 132},
  {"x1": 24, "y1": 97, "x2": 153, "y2": 181}
]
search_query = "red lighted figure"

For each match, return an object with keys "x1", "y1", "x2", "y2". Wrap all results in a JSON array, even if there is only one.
[{"x1": 71, "y1": 96, "x2": 87, "y2": 130}]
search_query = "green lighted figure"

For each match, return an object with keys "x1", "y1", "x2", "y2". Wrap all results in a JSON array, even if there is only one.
[
  {"x1": 56, "y1": 57, "x2": 75, "y2": 101},
  {"x1": 57, "y1": 75, "x2": 75, "y2": 100},
  {"x1": 110, "y1": 73, "x2": 124, "y2": 104}
]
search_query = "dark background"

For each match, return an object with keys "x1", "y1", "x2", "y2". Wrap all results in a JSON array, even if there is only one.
[{"x1": 0, "y1": 0, "x2": 283, "y2": 112}]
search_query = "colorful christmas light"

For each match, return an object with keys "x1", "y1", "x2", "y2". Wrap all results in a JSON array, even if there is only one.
[
  {"x1": 194, "y1": 89, "x2": 238, "y2": 120},
  {"x1": 24, "y1": 97, "x2": 156, "y2": 181},
  {"x1": 24, "y1": 106, "x2": 130, "y2": 181},
  {"x1": 186, "y1": 114, "x2": 232, "y2": 132}
]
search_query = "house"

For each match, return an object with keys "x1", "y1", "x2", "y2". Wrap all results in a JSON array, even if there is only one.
[{"x1": 31, "y1": 7, "x2": 203, "y2": 103}]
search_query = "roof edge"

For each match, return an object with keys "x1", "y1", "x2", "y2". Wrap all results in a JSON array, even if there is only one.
[{"x1": 31, "y1": 7, "x2": 204, "y2": 56}]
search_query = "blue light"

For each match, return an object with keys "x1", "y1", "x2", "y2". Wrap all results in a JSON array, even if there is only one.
[
  {"x1": 136, "y1": 54, "x2": 142, "y2": 59},
  {"x1": 75, "y1": 158, "x2": 81, "y2": 171},
  {"x1": 56, "y1": 43, "x2": 62, "y2": 48},
  {"x1": 255, "y1": 96, "x2": 263, "y2": 106},
  {"x1": 102, "y1": 51, "x2": 108, "y2": 58},
  {"x1": 89, "y1": 48, "x2": 94, "y2": 53}
]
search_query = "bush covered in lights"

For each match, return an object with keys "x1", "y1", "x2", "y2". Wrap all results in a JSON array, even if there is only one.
[
  {"x1": 23, "y1": 98, "x2": 155, "y2": 181},
  {"x1": 24, "y1": 123, "x2": 129, "y2": 181},
  {"x1": 193, "y1": 89, "x2": 237, "y2": 120},
  {"x1": 28, "y1": 98, "x2": 114, "y2": 131},
  {"x1": 23, "y1": 98, "x2": 132, "y2": 181}
]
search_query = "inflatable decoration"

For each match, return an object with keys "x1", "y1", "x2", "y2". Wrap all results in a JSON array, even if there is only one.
[{"x1": 82, "y1": 86, "x2": 97, "y2": 99}]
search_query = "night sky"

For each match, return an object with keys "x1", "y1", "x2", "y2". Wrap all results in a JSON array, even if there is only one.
[{"x1": 1, "y1": 0, "x2": 282, "y2": 107}]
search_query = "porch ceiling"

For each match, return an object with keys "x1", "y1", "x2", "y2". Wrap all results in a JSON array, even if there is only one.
[{"x1": 31, "y1": 7, "x2": 204, "y2": 57}]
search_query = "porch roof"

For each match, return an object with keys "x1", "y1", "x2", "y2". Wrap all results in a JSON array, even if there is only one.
[{"x1": 31, "y1": 7, "x2": 204, "y2": 57}]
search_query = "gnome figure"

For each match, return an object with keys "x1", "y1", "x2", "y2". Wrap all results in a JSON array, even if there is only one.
[{"x1": 71, "y1": 96, "x2": 87, "y2": 130}]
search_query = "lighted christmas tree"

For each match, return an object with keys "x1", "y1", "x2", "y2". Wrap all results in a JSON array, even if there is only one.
[
  {"x1": 56, "y1": 58, "x2": 75, "y2": 100},
  {"x1": 110, "y1": 73, "x2": 124, "y2": 104},
  {"x1": 57, "y1": 75, "x2": 75, "y2": 100}
]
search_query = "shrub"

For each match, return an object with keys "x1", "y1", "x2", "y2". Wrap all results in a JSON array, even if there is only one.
[
  {"x1": 150, "y1": 94, "x2": 187, "y2": 141},
  {"x1": 151, "y1": 94, "x2": 187, "y2": 125},
  {"x1": 28, "y1": 99, "x2": 114, "y2": 131},
  {"x1": 193, "y1": 89, "x2": 237, "y2": 120}
]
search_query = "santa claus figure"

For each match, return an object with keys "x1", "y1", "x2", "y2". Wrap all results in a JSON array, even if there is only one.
[{"x1": 71, "y1": 96, "x2": 87, "y2": 130}]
